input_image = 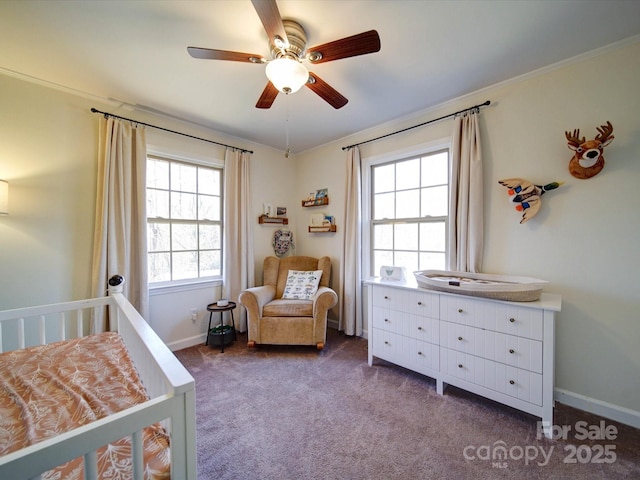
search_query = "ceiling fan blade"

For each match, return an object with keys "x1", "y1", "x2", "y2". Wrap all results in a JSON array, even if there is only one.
[
  {"x1": 307, "y1": 30, "x2": 381, "y2": 64},
  {"x1": 306, "y1": 73, "x2": 348, "y2": 109},
  {"x1": 251, "y1": 0, "x2": 288, "y2": 47},
  {"x1": 188, "y1": 47, "x2": 265, "y2": 63},
  {"x1": 256, "y1": 82, "x2": 279, "y2": 109}
]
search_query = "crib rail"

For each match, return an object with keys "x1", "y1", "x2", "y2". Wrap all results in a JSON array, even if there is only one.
[{"x1": 0, "y1": 293, "x2": 197, "y2": 480}]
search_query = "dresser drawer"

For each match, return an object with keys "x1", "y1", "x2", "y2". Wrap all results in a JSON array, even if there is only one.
[
  {"x1": 407, "y1": 337, "x2": 439, "y2": 374},
  {"x1": 372, "y1": 306, "x2": 403, "y2": 334},
  {"x1": 441, "y1": 348, "x2": 543, "y2": 406},
  {"x1": 440, "y1": 295, "x2": 543, "y2": 340},
  {"x1": 440, "y1": 321, "x2": 542, "y2": 373},
  {"x1": 371, "y1": 286, "x2": 403, "y2": 311},
  {"x1": 372, "y1": 328, "x2": 402, "y2": 362}
]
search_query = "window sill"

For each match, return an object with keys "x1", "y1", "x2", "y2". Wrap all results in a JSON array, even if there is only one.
[{"x1": 149, "y1": 278, "x2": 222, "y2": 295}]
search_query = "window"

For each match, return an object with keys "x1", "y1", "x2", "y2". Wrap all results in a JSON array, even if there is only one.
[
  {"x1": 369, "y1": 149, "x2": 448, "y2": 276},
  {"x1": 146, "y1": 155, "x2": 222, "y2": 284}
]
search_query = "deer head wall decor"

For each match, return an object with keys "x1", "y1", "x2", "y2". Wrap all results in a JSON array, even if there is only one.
[{"x1": 565, "y1": 121, "x2": 614, "y2": 179}]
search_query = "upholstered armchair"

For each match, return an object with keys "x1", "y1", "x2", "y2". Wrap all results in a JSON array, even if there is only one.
[{"x1": 238, "y1": 256, "x2": 338, "y2": 350}]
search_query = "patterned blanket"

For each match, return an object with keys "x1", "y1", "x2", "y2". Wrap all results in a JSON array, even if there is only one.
[{"x1": 0, "y1": 332, "x2": 170, "y2": 479}]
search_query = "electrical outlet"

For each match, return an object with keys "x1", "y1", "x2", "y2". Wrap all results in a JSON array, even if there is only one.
[{"x1": 190, "y1": 308, "x2": 197, "y2": 321}]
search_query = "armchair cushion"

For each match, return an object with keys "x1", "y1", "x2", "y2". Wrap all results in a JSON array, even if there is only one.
[{"x1": 282, "y1": 269, "x2": 323, "y2": 299}]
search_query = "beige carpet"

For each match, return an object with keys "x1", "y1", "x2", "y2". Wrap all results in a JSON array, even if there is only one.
[{"x1": 174, "y1": 328, "x2": 640, "y2": 479}]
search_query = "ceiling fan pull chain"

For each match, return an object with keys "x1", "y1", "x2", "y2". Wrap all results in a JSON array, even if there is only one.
[{"x1": 284, "y1": 96, "x2": 291, "y2": 158}]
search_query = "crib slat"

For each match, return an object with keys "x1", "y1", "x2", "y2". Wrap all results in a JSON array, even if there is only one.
[
  {"x1": 18, "y1": 317, "x2": 25, "y2": 349},
  {"x1": 132, "y1": 429, "x2": 144, "y2": 479},
  {"x1": 59, "y1": 311, "x2": 65, "y2": 341},
  {"x1": 77, "y1": 309, "x2": 83, "y2": 338},
  {"x1": 39, "y1": 315, "x2": 46, "y2": 345},
  {"x1": 84, "y1": 450, "x2": 98, "y2": 480}
]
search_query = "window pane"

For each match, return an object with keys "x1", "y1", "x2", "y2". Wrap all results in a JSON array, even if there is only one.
[
  {"x1": 147, "y1": 189, "x2": 169, "y2": 218},
  {"x1": 396, "y1": 189, "x2": 419, "y2": 219},
  {"x1": 148, "y1": 252, "x2": 170, "y2": 283},
  {"x1": 199, "y1": 224, "x2": 220, "y2": 250},
  {"x1": 420, "y1": 222, "x2": 445, "y2": 251},
  {"x1": 373, "y1": 250, "x2": 393, "y2": 275},
  {"x1": 148, "y1": 222, "x2": 170, "y2": 252},
  {"x1": 395, "y1": 223, "x2": 418, "y2": 250},
  {"x1": 394, "y1": 251, "x2": 418, "y2": 273},
  {"x1": 374, "y1": 192, "x2": 394, "y2": 220},
  {"x1": 171, "y1": 163, "x2": 197, "y2": 193},
  {"x1": 173, "y1": 251, "x2": 198, "y2": 280},
  {"x1": 171, "y1": 192, "x2": 197, "y2": 219},
  {"x1": 200, "y1": 250, "x2": 221, "y2": 277},
  {"x1": 419, "y1": 252, "x2": 445, "y2": 270},
  {"x1": 199, "y1": 195, "x2": 220, "y2": 221},
  {"x1": 147, "y1": 158, "x2": 169, "y2": 189},
  {"x1": 374, "y1": 224, "x2": 393, "y2": 249},
  {"x1": 172, "y1": 223, "x2": 198, "y2": 251},
  {"x1": 421, "y1": 151, "x2": 448, "y2": 187},
  {"x1": 373, "y1": 164, "x2": 395, "y2": 193},
  {"x1": 421, "y1": 185, "x2": 448, "y2": 217},
  {"x1": 396, "y1": 158, "x2": 420, "y2": 190},
  {"x1": 199, "y1": 168, "x2": 220, "y2": 196}
]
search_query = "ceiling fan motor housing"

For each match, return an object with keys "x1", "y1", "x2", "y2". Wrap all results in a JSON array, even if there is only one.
[{"x1": 271, "y1": 19, "x2": 307, "y2": 60}]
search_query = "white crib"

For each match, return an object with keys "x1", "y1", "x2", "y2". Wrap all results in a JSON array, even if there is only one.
[{"x1": 0, "y1": 289, "x2": 197, "y2": 480}]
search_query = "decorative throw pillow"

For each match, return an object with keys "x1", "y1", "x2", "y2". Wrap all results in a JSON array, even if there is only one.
[{"x1": 282, "y1": 270, "x2": 323, "y2": 300}]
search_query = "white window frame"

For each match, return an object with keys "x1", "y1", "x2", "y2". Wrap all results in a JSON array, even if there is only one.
[
  {"x1": 362, "y1": 138, "x2": 451, "y2": 279},
  {"x1": 146, "y1": 150, "x2": 224, "y2": 290}
]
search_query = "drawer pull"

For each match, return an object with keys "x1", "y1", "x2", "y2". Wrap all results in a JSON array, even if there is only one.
[
  {"x1": 458, "y1": 364, "x2": 463, "y2": 369},
  {"x1": 509, "y1": 317, "x2": 516, "y2": 323},
  {"x1": 384, "y1": 341, "x2": 390, "y2": 345},
  {"x1": 418, "y1": 351, "x2": 423, "y2": 356},
  {"x1": 509, "y1": 380, "x2": 515, "y2": 385},
  {"x1": 384, "y1": 318, "x2": 390, "y2": 323},
  {"x1": 384, "y1": 295, "x2": 390, "y2": 300},
  {"x1": 458, "y1": 308, "x2": 464, "y2": 313},
  {"x1": 509, "y1": 349, "x2": 515, "y2": 354},
  {"x1": 417, "y1": 326, "x2": 423, "y2": 331},
  {"x1": 458, "y1": 336, "x2": 463, "y2": 341},
  {"x1": 417, "y1": 301, "x2": 423, "y2": 306}
]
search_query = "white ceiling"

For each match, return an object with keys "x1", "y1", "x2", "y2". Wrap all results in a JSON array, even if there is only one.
[{"x1": 2, "y1": 1, "x2": 640, "y2": 153}]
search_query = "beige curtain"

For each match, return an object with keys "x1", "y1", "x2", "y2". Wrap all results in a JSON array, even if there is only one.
[
  {"x1": 91, "y1": 117, "x2": 148, "y2": 331},
  {"x1": 447, "y1": 109, "x2": 483, "y2": 272},
  {"x1": 222, "y1": 148, "x2": 254, "y2": 332},
  {"x1": 339, "y1": 146, "x2": 363, "y2": 336}
]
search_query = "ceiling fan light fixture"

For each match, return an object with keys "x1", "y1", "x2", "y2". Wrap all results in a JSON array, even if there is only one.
[{"x1": 266, "y1": 57, "x2": 309, "y2": 94}]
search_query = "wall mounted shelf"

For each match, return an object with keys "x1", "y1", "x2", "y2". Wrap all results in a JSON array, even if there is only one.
[
  {"x1": 258, "y1": 215, "x2": 288, "y2": 225},
  {"x1": 302, "y1": 197, "x2": 329, "y2": 207},
  {"x1": 308, "y1": 225, "x2": 337, "y2": 233}
]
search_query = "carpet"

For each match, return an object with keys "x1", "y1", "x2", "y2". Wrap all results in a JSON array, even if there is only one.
[{"x1": 174, "y1": 328, "x2": 640, "y2": 479}]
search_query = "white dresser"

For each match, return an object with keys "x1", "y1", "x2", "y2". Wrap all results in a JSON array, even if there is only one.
[{"x1": 365, "y1": 277, "x2": 561, "y2": 438}]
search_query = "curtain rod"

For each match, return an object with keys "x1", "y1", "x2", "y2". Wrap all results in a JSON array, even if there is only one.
[
  {"x1": 342, "y1": 100, "x2": 491, "y2": 151},
  {"x1": 90, "y1": 108, "x2": 254, "y2": 154}
]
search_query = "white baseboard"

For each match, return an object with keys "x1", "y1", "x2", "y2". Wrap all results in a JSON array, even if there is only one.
[
  {"x1": 554, "y1": 388, "x2": 640, "y2": 430},
  {"x1": 167, "y1": 333, "x2": 206, "y2": 352}
]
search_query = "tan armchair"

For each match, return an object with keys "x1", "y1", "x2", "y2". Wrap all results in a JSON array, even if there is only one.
[{"x1": 238, "y1": 256, "x2": 338, "y2": 350}]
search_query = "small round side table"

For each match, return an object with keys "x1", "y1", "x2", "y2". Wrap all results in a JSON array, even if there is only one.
[{"x1": 206, "y1": 301, "x2": 237, "y2": 352}]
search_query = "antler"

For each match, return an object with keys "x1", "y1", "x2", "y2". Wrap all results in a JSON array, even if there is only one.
[
  {"x1": 565, "y1": 129, "x2": 585, "y2": 148},
  {"x1": 595, "y1": 121, "x2": 614, "y2": 142}
]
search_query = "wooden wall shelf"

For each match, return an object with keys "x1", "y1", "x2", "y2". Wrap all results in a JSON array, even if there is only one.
[
  {"x1": 308, "y1": 225, "x2": 337, "y2": 233},
  {"x1": 259, "y1": 215, "x2": 288, "y2": 225},
  {"x1": 302, "y1": 197, "x2": 329, "y2": 207}
]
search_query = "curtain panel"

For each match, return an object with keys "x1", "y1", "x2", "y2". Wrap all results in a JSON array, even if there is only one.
[
  {"x1": 91, "y1": 117, "x2": 149, "y2": 331},
  {"x1": 222, "y1": 148, "x2": 254, "y2": 332},
  {"x1": 339, "y1": 146, "x2": 363, "y2": 336},
  {"x1": 447, "y1": 110, "x2": 484, "y2": 273}
]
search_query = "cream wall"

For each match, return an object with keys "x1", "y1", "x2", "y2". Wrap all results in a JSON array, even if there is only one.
[
  {"x1": 0, "y1": 38, "x2": 638, "y2": 427},
  {"x1": 297, "y1": 40, "x2": 640, "y2": 424}
]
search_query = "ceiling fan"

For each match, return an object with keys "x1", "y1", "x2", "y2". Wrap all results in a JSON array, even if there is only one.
[{"x1": 187, "y1": 0, "x2": 381, "y2": 110}]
